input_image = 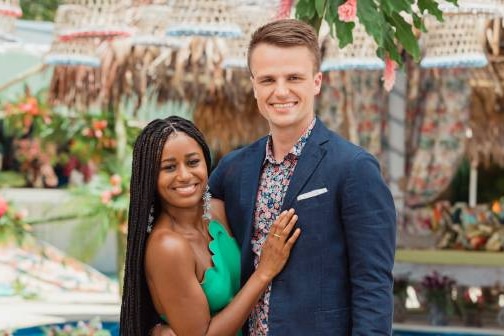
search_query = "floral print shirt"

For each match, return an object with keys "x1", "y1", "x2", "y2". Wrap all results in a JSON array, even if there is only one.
[{"x1": 248, "y1": 118, "x2": 315, "y2": 336}]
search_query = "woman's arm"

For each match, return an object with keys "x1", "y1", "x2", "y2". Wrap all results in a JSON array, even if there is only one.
[{"x1": 147, "y1": 209, "x2": 300, "y2": 336}]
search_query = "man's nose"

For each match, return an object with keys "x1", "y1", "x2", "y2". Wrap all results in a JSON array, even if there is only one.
[{"x1": 274, "y1": 81, "x2": 289, "y2": 96}]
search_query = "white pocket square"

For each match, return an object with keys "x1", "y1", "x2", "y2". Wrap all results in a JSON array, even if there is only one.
[{"x1": 297, "y1": 188, "x2": 328, "y2": 201}]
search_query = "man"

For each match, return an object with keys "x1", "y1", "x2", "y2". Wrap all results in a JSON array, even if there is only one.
[{"x1": 209, "y1": 19, "x2": 396, "y2": 335}]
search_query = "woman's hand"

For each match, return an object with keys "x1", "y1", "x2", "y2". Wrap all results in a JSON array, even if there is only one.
[
  {"x1": 151, "y1": 324, "x2": 177, "y2": 336},
  {"x1": 255, "y1": 209, "x2": 301, "y2": 282}
]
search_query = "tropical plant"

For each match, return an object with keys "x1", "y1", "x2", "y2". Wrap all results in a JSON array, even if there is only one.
[
  {"x1": 295, "y1": 0, "x2": 458, "y2": 66},
  {"x1": 420, "y1": 271, "x2": 456, "y2": 312}
]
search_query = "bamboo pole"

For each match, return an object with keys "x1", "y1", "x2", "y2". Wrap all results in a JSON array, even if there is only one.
[{"x1": 0, "y1": 63, "x2": 47, "y2": 93}]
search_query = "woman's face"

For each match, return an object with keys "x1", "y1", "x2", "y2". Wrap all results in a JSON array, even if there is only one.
[{"x1": 157, "y1": 132, "x2": 208, "y2": 211}]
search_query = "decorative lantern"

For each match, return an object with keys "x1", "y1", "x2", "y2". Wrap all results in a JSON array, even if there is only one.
[
  {"x1": 45, "y1": 38, "x2": 101, "y2": 67},
  {"x1": 0, "y1": 0, "x2": 21, "y2": 43},
  {"x1": 321, "y1": 23, "x2": 384, "y2": 71},
  {"x1": 0, "y1": 11, "x2": 17, "y2": 42},
  {"x1": 45, "y1": 5, "x2": 101, "y2": 67},
  {"x1": 222, "y1": 4, "x2": 276, "y2": 69},
  {"x1": 57, "y1": 0, "x2": 133, "y2": 40},
  {"x1": 165, "y1": 0, "x2": 242, "y2": 38},
  {"x1": 0, "y1": 0, "x2": 22, "y2": 18},
  {"x1": 130, "y1": 4, "x2": 181, "y2": 48},
  {"x1": 420, "y1": 15, "x2": 489, "y2": 68},
  {"x1": 420, "y1": 0, "x2": 504, "y2": 68}
]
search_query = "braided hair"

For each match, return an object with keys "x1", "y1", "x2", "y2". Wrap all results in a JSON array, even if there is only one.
[{"x1": 120, "y1": 116, "x2": 211, "y2": 336}]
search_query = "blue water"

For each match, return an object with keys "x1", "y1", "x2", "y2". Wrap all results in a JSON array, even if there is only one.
[
  {"x1": 394, "y1": 332, "x2": 501, "y2": 336},
  {"x1": 13, "y1": 322, "x2": 119, "y2": 336},
  {"x1": 13, "y1": 323, "x2": 500, "y2": 336}
]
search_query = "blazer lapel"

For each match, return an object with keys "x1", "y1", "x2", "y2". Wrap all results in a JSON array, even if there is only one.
[
  {"x1": 282, "y1": 119, "x2": 329, "y2": 210},
  {"x1": 239, "y1": 138, "x2": 266, "y2": 283}
]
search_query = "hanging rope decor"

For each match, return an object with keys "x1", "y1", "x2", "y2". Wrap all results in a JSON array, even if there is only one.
[
  {"x1": 321, "y1": 23, "x2": 384, "y2": 71},
  {"x1": 57, "y1": 0, "x2": 133, "y2": 40},
  {"x1": 438, "y1": 0, "x2": 504, "y2": 16},
  {"x1": 0, "y1": 0, "x2": 22, "y2": 18},
  {"x1": 166, "y1": 0, "x2": 242, "y2": 38},
  {"x1": 420, "y1": 14, "x2": 489, "y2": 68},
  {"x1": 222, "y1": 4, "x2": 276, "y2": 69},
  {"x1": 131, "y1": 4, "x2": 181, "y2": 48}
]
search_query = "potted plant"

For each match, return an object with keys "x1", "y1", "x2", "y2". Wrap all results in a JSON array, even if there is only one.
[
  {"x1": 420, "y1": 271, "x2": 456, "y2": 326},
  {"x1": 457, "y1": 286, "x2": 484, "y2": 327}
]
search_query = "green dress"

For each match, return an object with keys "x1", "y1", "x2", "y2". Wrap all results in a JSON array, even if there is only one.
[{"x1": 162, "y1": 220, "x2": 242, "y2": 335}]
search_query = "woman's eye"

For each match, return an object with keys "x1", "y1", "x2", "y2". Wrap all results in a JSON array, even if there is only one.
[
  {"x1": 162, "y1": 165, "x2": 176, "y2": 171},
  {"x1": 188, "y1": 159, "x2": 200, "y2": 167}
]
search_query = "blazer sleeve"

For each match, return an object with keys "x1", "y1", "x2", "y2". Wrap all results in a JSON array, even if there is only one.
[
  {"x1": 209, "y1": 156, "x2": 227, "y2": 201},
  {"x1": 341, "y1": 151, "x2": 397, "y2": 335}
]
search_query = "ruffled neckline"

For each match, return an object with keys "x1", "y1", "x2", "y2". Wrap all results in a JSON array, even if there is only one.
[{"x1": 200, "y1": 220, "x2": 230, "y2": 285}]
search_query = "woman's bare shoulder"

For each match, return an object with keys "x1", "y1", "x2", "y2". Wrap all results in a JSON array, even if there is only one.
[{"x1": 146, "y1": 229, "x2": 194, "y2": 266}]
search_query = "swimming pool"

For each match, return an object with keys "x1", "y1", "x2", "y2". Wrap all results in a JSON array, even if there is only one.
[
  {"x1": 12, "y1": 322, "x2": 119, "y2": 336},
  {"x1": 393, "y1": 328, "x2": 504, "y2": 336},
  {"x1": 12, "y1": 323, "x2": 503, "y2": 336}
]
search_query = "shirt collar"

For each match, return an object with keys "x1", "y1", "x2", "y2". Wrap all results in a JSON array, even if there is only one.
[{"x1": 264, "y1": 117, "x2": 316, "y2": 164}]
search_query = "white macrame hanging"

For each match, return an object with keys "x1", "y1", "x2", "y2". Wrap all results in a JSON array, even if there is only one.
[
  {"x1": 165, "y1": 0, "x2": 242, "y2": 38},
  {"x1": 321, "y1": 23, "x2": 384, "y2": 71}
]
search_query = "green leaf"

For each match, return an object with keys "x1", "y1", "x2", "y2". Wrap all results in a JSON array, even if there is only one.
[
  {"x1": 295, "y1": 0, "x2": 316, "y2": 21},
  {"x1": 383, "y1": 27, "x2": 401, "y2": 64},
  {"x1": 356, "y1": 0, "x2": 385, "y2": 47},
  {"x1": 382, "y1": 0, "x2": 415, "y2": 14},
  {"x1": 315, "y1": 0, "x2": 326, "y2": 17},
  {"x1": 418, "y1": 0, "x2": 444, "y2": 21},
  {"x1": 388, "y1": 12, "x2": 420, "y2": 61},
  {"x1": 412, "y1": 12, "x2": 427, "y2": 32},
  {"x1": 334, "y1": 21, "x2": 355, "y2": 48}
]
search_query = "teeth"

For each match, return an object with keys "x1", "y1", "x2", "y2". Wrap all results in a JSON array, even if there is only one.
[
  {"x1": 176, "y1": 185, "x2": 195, "y2": 192},
  {"x1": 273, "y1": 103, "x2": 295, "y2": 108}
]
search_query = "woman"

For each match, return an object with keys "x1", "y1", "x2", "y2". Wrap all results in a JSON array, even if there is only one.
[{"x1": 120, "y1": 116, "x2": 300, "y2": 335}]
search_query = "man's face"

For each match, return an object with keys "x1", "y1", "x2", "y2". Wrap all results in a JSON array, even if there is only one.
[{"x1": 249, "y1": 43, "x2": 322, "y2": 134}]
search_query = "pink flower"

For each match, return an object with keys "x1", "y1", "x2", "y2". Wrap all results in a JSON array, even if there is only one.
[
  {"x1": 109, "y1": 174, "x2": 122, "y2": 186},
  {"x1": 14, "y1": 209, "x2": 29, "y2": 221},
  {"x1": 338, "y1": 0, "x2": 357, "y2": 23},
  {"x1": 383, "y1": 56, "x2": 397, "y2": 92},
  {"x1": 0, "y1": 197, "x2": 8, "y2": 217},
  {"x1": 101, "y1": 190, "x2": 112, "y2": 204},
  {"x1": 111, "y1": 186, "x2": 122, "y2": 196}
]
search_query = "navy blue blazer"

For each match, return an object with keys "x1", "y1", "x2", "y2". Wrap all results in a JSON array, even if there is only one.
[{"x1": 209, "y1": 118, "x2": 396, "y2": 335}]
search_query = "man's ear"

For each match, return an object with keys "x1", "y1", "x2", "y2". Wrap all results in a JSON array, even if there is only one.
[
  {"x1": 313, "y1": 71, "x2": 322, "y2": 95},
  {"x1": 251, "y1": 76, "x2": 257, "y2": 99}
]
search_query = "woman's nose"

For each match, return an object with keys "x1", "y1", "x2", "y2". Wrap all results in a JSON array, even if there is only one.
[{"x1": 177, "y1": 164, "x2": 192, "y2": 180}]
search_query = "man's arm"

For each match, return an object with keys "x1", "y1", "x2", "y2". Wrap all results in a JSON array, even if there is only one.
[{"x1": 341, "y1": 151, "x2": 396, "y2": 335}]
